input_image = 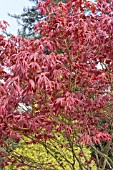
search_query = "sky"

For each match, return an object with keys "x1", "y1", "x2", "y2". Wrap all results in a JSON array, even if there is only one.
[{"x1": 0, "y1": 0, "x2": 34, "y2": 35}]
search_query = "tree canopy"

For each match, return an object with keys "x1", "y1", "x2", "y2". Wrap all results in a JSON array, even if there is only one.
[{"x1": 0, "y1": 0, "x2": 113, "y2": 169}]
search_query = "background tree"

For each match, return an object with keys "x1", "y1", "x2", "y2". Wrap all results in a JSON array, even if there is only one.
[{"x1": 9, "y1": 0, "x2": 41, "y2": 38}]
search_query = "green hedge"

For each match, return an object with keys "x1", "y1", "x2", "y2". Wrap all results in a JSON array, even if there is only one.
[{"x1": 5, "y1": 134, "x2": 96, "y2": 170}]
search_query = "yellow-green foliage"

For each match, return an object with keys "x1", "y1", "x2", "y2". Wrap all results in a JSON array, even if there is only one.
[{"x1": 5, "y1": 134, "x2": 97, "y2": 170}]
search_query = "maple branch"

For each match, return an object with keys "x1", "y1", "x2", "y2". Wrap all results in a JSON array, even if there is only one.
[
  {"x1": 4, "y1": 149, "x2": 43, "y2": 169},
  {"x1": 91, "y1": 144, "x2": 113, "y2": 169},
  {"x1": 39, "y1": 141, "x2": 69, "y2": 170},
  {"x1": 79, "y1": 144, "x2": 92, "y2": 170},
  {"x1": 66, "y1": 134, "x2": 84, "y2": 170},
  {"x1": 100, "y1": 141, "x2": 112, "y2": 170}
]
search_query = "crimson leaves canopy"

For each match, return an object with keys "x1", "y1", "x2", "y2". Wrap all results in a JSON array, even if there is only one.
[{"x1": 0, "y1": 0, "x2": 113, "y2": 169}]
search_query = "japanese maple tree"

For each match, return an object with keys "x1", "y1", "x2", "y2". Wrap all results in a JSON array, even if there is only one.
[{"x1": 0, "y1": 0, "x2": 113, "y2": 169}]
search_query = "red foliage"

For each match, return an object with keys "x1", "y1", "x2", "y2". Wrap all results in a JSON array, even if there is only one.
[{"x1": 0, "y1": 0, "x2": 113, "y2": 167}]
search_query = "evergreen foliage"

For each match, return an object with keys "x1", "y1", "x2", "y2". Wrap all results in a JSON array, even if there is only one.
[{"x1": 9, "y1": 0, "x2": 41, "y2": 38}]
